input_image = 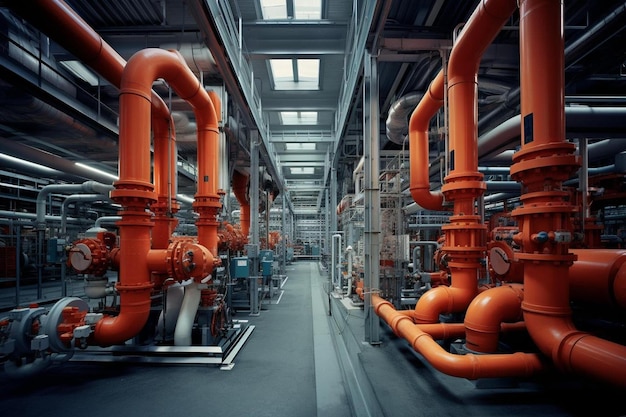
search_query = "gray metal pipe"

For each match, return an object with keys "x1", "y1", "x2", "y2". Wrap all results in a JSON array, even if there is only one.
[
  {"x1": 36, "y1": 181, "x2": 113, "y2": 228},
  {"x1": 61, "y1": 194, "x2": 110, "y2": 234}
]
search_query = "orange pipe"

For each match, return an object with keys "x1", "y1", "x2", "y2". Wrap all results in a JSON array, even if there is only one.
[
  {"x1": 569, "y1": 249, "x2": 626, "y2": 308},
  {"x1": 513, "y1": 0, "x2": 626, "y2": 388},
  {"x1": 373, "y1": 294, "x2": 545, "y2": 379},
  {"x1": 409, "y1": 0, "x2": 516, "y2": 323},
  {"x1": 464, "y1": 284, "x2": 524, "y2": 353},
  {"x1": 152, "y1": 114, "x2": 180, "y2": 249},
  {"x1": 232, "y1": 170, "x2": 251, "y2": 240},
  {"x1": 99, "y1": 49, "x2": 220, "y2": 345},
  {"x1": 408, "y1": 71, "x2": 445, "y2": 211},
  {"x1": 413, "y1": 267, "x2": 477, "y2": 323},
  {"x1": 10, "y1": 0, "x2": 179, "y2": 251},
  {"x1": 194, "y1": 89, "x2": 222, "y2": 257}
]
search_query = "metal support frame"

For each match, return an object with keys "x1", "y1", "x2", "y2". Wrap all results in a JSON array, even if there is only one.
[
  {"x1": 363, "y1": 51, "x2": 380, "y2": 344},
  {"x1": 249, "y1": 130, "x2": 260, "y2": 316}
]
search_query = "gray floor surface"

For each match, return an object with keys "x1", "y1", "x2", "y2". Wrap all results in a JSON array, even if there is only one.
[{"x1": 1, "y1": 262, "x2": 626, "y2": 417}]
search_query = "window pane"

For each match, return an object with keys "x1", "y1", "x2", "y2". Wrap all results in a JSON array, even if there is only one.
[
  {"x1": 260, "y1": 0, "x2": 287, "y2": 19},
  {"x1": 294, "y1": 0, "x2": 321, "y2": 19}
]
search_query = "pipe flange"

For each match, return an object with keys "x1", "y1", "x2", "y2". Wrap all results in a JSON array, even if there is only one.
[{"x1": 41, "y1": 297, "x2": 89, "y2": 353}]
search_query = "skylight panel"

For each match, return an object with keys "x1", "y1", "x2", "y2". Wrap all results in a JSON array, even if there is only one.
[
  {"x1": 269, "y1": 58, "x2": 320, "y2": 90},
  {"x1": 260, "y1": 0, "x2": 287, "y2": 19},
  {"x1": 294, "y1": 0, "x2": 322, "y2": 19},
  {"x1": 285, "y1": 142, "x2": 316, "y2": 150},
  {"x1": 281, "y1": 111, "x2": 318, "y2": 125},
  {"x1": 290, "y1": 167, "x2": 315, "y2": 175}
]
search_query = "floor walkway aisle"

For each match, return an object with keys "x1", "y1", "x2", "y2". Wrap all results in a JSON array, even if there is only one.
[{"x1": 0, "y1": 261, "x2": 352, "y2": 417}]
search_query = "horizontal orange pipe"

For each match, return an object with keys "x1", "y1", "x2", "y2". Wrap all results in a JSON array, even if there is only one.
[
  {"x1": 373, "y1": 295, "x2": 545, "y2": 379},
  {"x1": 569, "y1": 249, "x2": 626, "y2": 308},
  {"x1": 408, "y1": 71, "x2": 445, "y2": 211}
]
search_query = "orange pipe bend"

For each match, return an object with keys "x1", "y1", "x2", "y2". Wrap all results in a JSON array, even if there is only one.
[
  {"x1": 464, "y1": 284, "x2": 524, "y2": 353},
  {"x1": 412, "y1": 268, "x2": 477, "y2": 323},
  {"x1": 408, "y1": 71, "x2": 445, "y2": 211},
  {"x1": 373, "y1": 295, "x2": 545, "y2": 380}
]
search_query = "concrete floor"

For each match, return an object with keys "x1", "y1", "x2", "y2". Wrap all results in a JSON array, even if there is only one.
[{"x1": 1, "y1": 262, "x2": 625, "y2": 417}]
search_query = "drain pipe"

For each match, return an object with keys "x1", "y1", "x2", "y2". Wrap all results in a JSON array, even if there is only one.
[
  {"x1": 512, "y1": 0, "x2": 626, "y2": 388},
  {"x1": 412, "y1": 0, "x2": 517, "y2": 323}
]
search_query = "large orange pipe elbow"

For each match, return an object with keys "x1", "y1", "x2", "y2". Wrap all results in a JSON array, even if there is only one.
[
  {"x1": 413, "y1": 268, "x2": 477, "y2": 323},
  {"x1": 232, "y1": 170, "x2": 251, "y2": 240},
  {"x1": 464, "y1": 284, "x2": 524, "y2": 353},
  {"x1": 408, "y1": 71, "x2": 445, "y2": 211},
  {"x1": 373, "y1": 295, "x2": 545, "y2": 379}
]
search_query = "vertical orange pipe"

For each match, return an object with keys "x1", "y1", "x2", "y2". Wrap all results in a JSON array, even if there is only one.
[
  {"x1": 232, "y1": 170, "x2": 251, "y2": 240},
  {"x1": 513, "y1": 0, "x2": 626, "y2": 388},
  {"x1": 412, "y1": 0, "x2": 517, "y2": 323},
  {"x1": 193, "y1": 91, "x2": 222, "y2": 258},
  {"x1": 152, "y1": 114, "x2": 180, "y2": 249}
]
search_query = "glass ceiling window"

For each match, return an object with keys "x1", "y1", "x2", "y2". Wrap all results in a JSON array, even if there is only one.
[
  {"x1": 294, "y1": 0, "x2": 322, "y2": 19},
  {"x1": 259, "y1": 0, "x2": 287, "y2": 19},
  {"x1": 259, "y1": 0, "x2": 322, "y2": 20},
  {"x1": 290, "y1": 167, "x2": 315, "y2": 174},
  {"x1": 281, "y1": 111, "x2": 318, "y2": 125},
  {"x1": 269, "y1": 59, "x2": 320, "y2": 90},
  {"x1": 285, "y1": 142, "x2": 316, "y2": 150}
]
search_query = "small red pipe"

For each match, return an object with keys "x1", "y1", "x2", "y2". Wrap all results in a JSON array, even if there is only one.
[
  {"x1": 374, "y1": 294, "x2": 545, "y2": 379},
  {"x1": 232, "y1": 170, "x2": 251, "y2": 241}
]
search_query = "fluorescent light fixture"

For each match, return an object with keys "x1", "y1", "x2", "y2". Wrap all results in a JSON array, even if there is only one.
[
  {"x1": 59, "y1": 60, "x2": 99, "y2": 86},
  {"x1": 285, "y1": 142, "x2": 316, "y2": 150},
  {"x1": 290, "y1": 167, "x2": 315, "y2": 174},
  {"x1": 0, "y1": 153, "x2": 59, "y2": 173},
  {"x1": 260, "y1": 0, "x2": 287, "y2": 19},
  {"x1": 75, "y1": 162, "x2": 119, "y2": 180},
  {"x1": 280, "y1": 111, "x2": 318, "y2": 125},
  {"x1": 269, "y1": 59, "x2": 320, "y2": 90},
  {"x1": 177, "y1": 194, "x2": 195, "y2": 204}
]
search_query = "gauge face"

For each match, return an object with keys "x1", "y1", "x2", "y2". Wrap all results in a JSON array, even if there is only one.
[
  {"x1": 69, "y1": 243, "x2": 93, "y2": 271},
  {"x1": 489, "y1": 246, "x2": 510, "y2": 275}
]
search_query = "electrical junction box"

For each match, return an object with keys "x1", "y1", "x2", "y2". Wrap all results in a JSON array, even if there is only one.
[
  {"x1": 259, "y1": 250, "x2": 273, "y2": 262},
  {"x1": 261, "y1": 260, "x2": 272, "y2": 276},
  {"x1": 230, "y1": 257, "x2": 250, "y2": 279}
]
